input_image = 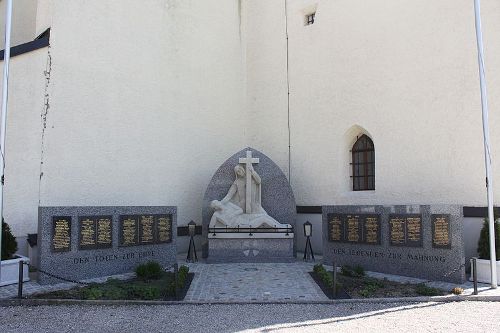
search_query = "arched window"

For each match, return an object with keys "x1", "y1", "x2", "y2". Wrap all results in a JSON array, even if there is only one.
[{"x1": 351, "y1": 135, "x2": 375, "y2": 191}]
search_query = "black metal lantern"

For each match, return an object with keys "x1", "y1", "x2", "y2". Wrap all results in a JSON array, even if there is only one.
[
  {"x1": 303, "y1": 221, "x2": 312, "y2": 237},
  {"x1": 186, "y1": 220, "x2": 198, "y2": 262},
  {"x1": 303, "y1": 221, "x2": 315, "y2": 261},
  {"x1": 188, "y1": 220, "x2": 196, "y2": 237}
]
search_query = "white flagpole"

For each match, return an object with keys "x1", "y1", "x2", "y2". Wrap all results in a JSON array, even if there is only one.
[
  {"x1": 0, "y1": 0, "x2": 13, "y2": 279},
  {"x1": 474, "y1": 0, "x2": 497, "y2": 289}
]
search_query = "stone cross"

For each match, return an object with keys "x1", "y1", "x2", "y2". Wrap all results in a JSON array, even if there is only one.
[{"x1": 238, "y1": 150, "x2": 259, "y2": 214}]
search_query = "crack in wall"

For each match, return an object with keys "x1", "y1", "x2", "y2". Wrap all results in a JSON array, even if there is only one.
[{"x1": 38, "y1": 45, "x2": 51, "y2": 206}]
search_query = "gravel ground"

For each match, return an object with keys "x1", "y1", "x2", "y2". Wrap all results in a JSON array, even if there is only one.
[{"x1": 1, "y1": 301, "x2": 499, "y2": 333}]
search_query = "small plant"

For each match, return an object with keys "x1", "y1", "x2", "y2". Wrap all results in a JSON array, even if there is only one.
[
  {"x1": 477, "y1": 218, "x2": 500, "y2": 260},
  {"x1": 341, "y1": 265, "x2": 365, "y2": 278},
  {"x1": 81, "y1": 286, "x2": 104, "y2": 300},
  {"x1": 451, "y1": 287, "x2": 464, "y2": 295},
  {"x1": 1, "y1": 220, "x2": 18, "y2": 260},
  {"x1": 135, "y1": 261, "x2": 163, "y2": 280},
  {"x1": 415, "y1": 283, "x2": 441, "y2": 296},
  {"x1": 353, "y1": 265, "x2": 365, "y2": 277}
]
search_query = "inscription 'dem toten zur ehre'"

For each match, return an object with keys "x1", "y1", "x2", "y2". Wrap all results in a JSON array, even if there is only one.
[
  {"x1": 52, "y1": 216, "x2": 71, "y2": 252},
  {"x1": 328, "y1": 214, "x2": 381, "y2": 245}
]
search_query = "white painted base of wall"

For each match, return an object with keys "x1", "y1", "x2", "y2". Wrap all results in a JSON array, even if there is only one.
[
  {"x1": 471, "y1": 258, "x2": 500, "y2": 284},
  {"x1": 0, "y1": 255, "x2": 30, "y2": 286}
]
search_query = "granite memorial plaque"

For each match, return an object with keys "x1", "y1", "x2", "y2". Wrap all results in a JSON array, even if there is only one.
[
  {"x1": 346, "y1": 215, "x2": 361, "y2": 243},
  {"x1": 328, "y1": 214, "x2": 344, "y2": 242},
  {"x1": 96, "y1": 216, "x2": 113, "y2": 247},
  {"x1": 120, "y1": 215, "x2": 139, "y2": 247},
  {"x1": 432, "y1": 214, "x2": 451, "y2": 249},
  {"x1": 52, "y1": 216, "x2": 71, "y2": 252},
  {"x1": 406, "y1": 215, "x2": 423, "y2": 247},
  {"x1": 79, "y1": 217, "x2": 97, "y2": 250},
  {"x1": 139, "y1": 215, "x2": 155, "y2": 244},
  {"x1": 328, "y1": 214, "x2": 381, "y2": 245},
  {"x1": 156, "y1": 215, "x2": 172, "y2": 243},
  {"x1": 389, "y1": 214, "x2": 422, "y2": 247},
  {"x1": 38, "y1": 206, "x2": 177, "y2": 284},
  {"x1": 363, "y1": 215, "x2": 381, "y2": 245},
  {"x1": 322, "y1": 205, "x2": 465, "y2": 283}
]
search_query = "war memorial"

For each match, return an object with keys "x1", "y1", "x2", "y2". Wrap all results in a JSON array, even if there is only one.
[{"x1": 0, "y1": 1, "x2": 499, "y2": 321}]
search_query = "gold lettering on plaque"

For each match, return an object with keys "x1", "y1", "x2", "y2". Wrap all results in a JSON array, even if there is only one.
[
  {"x1": 140, "y1": 215, "x2": 155, "y2": 243},
  {"x1": 122, "y1": 218, "x2": 137, "y2": 245},
  {"x1": 329, "y1": 216, "x2": 343, "y2": 241},
  {"x1": 407, "y1": 217, "x2": 422, "y2": 242},
  {"x1": 80, "y1": 218, "x2": 96, "y2": 246},
  {"x1": 433, "y1": 217, "x2": 450, "y2": 246},
  {"x1": 97, "y1": 218, "x2": 112, "y2": 245},
  {"x1": 347, "y1": 215, "x2": 360, "y2": 242},
  {"x1": 157, "y1": 216, "x2": 171, "y2": 243},
  {"x1": 53, "y1": 219, "x2": 71, "y2": 251},
  {"x1": 364, "y1": 217, "x2": 379, "y2": 244},
  {"x1": 390, "y1": 218, "x2": 405, "y2": 244}
]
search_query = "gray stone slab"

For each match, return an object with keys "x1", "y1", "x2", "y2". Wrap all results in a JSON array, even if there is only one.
[
  {"x1": 38, "y1": 206, "x2": 177, "y2": 284},
  {"x1": 207, "y1": 238, "x2": 294, "y2": 263},
  {"x1": 322, "y1": 205, "x2": 465, "y2": 283},
  {"x1": 202, "y1": 147, "x2": 297, "y2": 259}
]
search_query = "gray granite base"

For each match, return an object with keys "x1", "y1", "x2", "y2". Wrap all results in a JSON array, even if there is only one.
[
  {"x1": 207, "y1": 238, "x2": 295, "y2": 263},
  {"x1": 38, "y1": 206, "x2": 177, "y2": 285},
  {"x1": 322, "y1": 205, "x2": 465, "y2": 283}
]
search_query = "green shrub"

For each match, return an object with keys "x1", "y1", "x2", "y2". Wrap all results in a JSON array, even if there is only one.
[
  {"x1": 103, "y1": 286, "x2": 127, "y2": 300},
  {"x1": 341, "y1": 265, "x2": 365, "y2": 278},
  {"x1": 353, "y1": 265, "x2": 365, "y2": 277},
  {"x1": 477, "y1": 218, "x2": 500, "y2": 260},
  {"x1": 135, "y1": 261, "x2": 163, "y2": 280},
  {"x1": 1, "y1": 220, "x2": 18, "y2": 260},
  {"x1": 415, "y1": 283, "x2": 441, "y2": 296},
  {"x1": 81, "y1": 286, "x2": 104, "y2": 300},
  {"x1": 125, "y1": 284, "x2": 161, "y2": 300}
]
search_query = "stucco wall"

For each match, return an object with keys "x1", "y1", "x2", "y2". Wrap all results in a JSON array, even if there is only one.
[
  {"x1": 0, "y1": 0, "x2": 37, "y2": 45},
  {"x1": 1, "y1": 0, "x2": 500, "y2": 251},
  {"x1": 269, "y1": 0, "x2": 500, "y2": 206},
  {"x1": 0, "y1": 47, "x2": 48, "y2": 243},
  {"x1": 38, "y1": 0, "x2": 247, "y2": 234}
]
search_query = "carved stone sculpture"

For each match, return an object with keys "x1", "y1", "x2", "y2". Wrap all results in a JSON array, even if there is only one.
[{"x1": 209, "y1": 150, "x2": 292, "y2": 229}]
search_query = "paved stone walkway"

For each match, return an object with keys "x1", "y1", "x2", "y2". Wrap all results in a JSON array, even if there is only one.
[{"x1": 184, "y1": 262, "x2": 328, "y2": 302}]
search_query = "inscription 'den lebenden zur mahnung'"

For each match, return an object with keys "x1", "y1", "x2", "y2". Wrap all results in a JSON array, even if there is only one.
[
  {"x1": 328, "y1": 214, "x2": 381, "y2": 245},
  {"x1": 119, "y1": 214, "x2": 172, "y2": 247}
]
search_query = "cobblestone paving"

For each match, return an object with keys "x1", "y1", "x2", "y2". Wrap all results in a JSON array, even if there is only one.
[{"x1": 184, "y1": 262, "x2": 328, "y2": 302}]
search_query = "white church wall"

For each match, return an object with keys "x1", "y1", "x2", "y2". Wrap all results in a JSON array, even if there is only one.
[
  {"x1": 0, "y1": 0, "x2": 37, "y2": 45},
  {"x1": 37, "y1": 0, "x2": 247, "y2": 240},
  {"x1": 35, "y1": 0, "x2": 51, "y2": 37},
  {"x1": 0, "y1": 47, "x2": 48, "y2": 253},
  {"x1": 276, "y1": 0, "x2": 500, "y2": 206},
  {"x1": 242, "y1": 0, "x2": 290, "y2": 177}
]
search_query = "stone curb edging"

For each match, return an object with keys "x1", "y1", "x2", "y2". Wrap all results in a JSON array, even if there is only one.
[{"x1": 1, "y1": 295, "x2": 499, "y2": 307}]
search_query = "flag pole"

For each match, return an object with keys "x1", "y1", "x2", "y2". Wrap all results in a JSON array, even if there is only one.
[
  {"x1": 0, "y1": 0, "x2": 13, "y2": 279},
  {"x1": 474, "y1": 0, "x2": 497, "y2": 289}
]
